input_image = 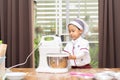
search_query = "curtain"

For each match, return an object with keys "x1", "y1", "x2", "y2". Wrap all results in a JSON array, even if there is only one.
[
  {"x1": 99, "y1": 0, "x2": 120, "y2": 67},
  {"x1": 0, "y1": 0, "x2": 33, "y2": 68}
]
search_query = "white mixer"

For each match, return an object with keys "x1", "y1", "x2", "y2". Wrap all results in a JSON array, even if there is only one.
[{"x1": 36, "y1": 35, "x2": 69, "y2": 73}]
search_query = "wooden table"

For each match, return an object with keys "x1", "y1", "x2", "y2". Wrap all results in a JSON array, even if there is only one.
[{"x1": 10, "y1": 68, "x2": 120, "y2": 80}]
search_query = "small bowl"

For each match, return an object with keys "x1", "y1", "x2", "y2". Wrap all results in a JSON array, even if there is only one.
[
  {"x1": 6, "y1": 72, "x2": 26, "y2": 80},
  {"x1": 115, "y1": 72, "x2": 120, "y2": 79}
]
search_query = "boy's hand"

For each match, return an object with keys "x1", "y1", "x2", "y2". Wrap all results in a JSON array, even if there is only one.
[{"x1": 68, "y1": 55, "x2": 76, "y2": 60}]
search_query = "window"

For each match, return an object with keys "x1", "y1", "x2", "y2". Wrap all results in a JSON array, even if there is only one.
[{"x1": 34, "y1": 0, "x2": 98, "y2": 68}]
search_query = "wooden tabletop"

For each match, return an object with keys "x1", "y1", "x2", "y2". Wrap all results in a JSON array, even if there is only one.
[{"x1": 10, "y1": 68, "x2": 120, "y2": 80}]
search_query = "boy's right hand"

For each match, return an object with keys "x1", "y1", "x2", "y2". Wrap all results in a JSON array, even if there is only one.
[{"x1": 68, "y1": 55, "x2": 76, "y2": 60}]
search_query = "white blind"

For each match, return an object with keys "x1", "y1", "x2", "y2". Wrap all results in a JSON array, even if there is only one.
[{"x1": 35, "y1": 0, "x2": 98, "y2": 43}]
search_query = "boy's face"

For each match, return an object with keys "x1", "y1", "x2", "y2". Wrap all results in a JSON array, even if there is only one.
[{"x1": 68, "y1": 24, "x2": 83, "y2": 40}]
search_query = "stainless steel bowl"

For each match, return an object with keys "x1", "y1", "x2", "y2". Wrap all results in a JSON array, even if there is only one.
[{"x1": 47, "y1": 53, "x2": 69, "y2": 68}]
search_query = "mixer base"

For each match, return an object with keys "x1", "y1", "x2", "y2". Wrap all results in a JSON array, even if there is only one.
[{"x1": 36, "y1": 67, "x2": 68, "y2": 73}]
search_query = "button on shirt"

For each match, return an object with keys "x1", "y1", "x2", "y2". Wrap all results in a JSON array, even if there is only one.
[{"x1": 64, "y1": 37, "x2": 91, "y2": 66}]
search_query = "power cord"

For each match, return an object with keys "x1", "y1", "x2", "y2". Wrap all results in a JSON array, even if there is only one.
[{"x1": 6, "y1": 42, "x2": 41, "y2": 72}]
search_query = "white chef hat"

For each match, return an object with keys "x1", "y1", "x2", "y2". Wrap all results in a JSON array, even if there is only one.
[{"x1": 68, "y1": 18, "x2": 89, "y2": 37}]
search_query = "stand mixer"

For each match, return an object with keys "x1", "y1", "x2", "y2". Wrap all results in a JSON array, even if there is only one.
[{"x1": 36, "y1": 35, "x2": 69, "y2": 73}]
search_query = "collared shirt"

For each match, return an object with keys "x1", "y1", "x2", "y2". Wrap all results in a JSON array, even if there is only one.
[{"x1": 64, "y1": 36, "x2": 91, "y2": 66}]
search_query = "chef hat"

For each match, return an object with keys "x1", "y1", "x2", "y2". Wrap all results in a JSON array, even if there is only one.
[{"x1": 68, "y1": 18, "x2": 89, "y2": 37}]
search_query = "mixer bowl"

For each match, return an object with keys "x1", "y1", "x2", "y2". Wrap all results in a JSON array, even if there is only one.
[{"x1": 47, "y1": 53, "x2": 69, "y2": 68}]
